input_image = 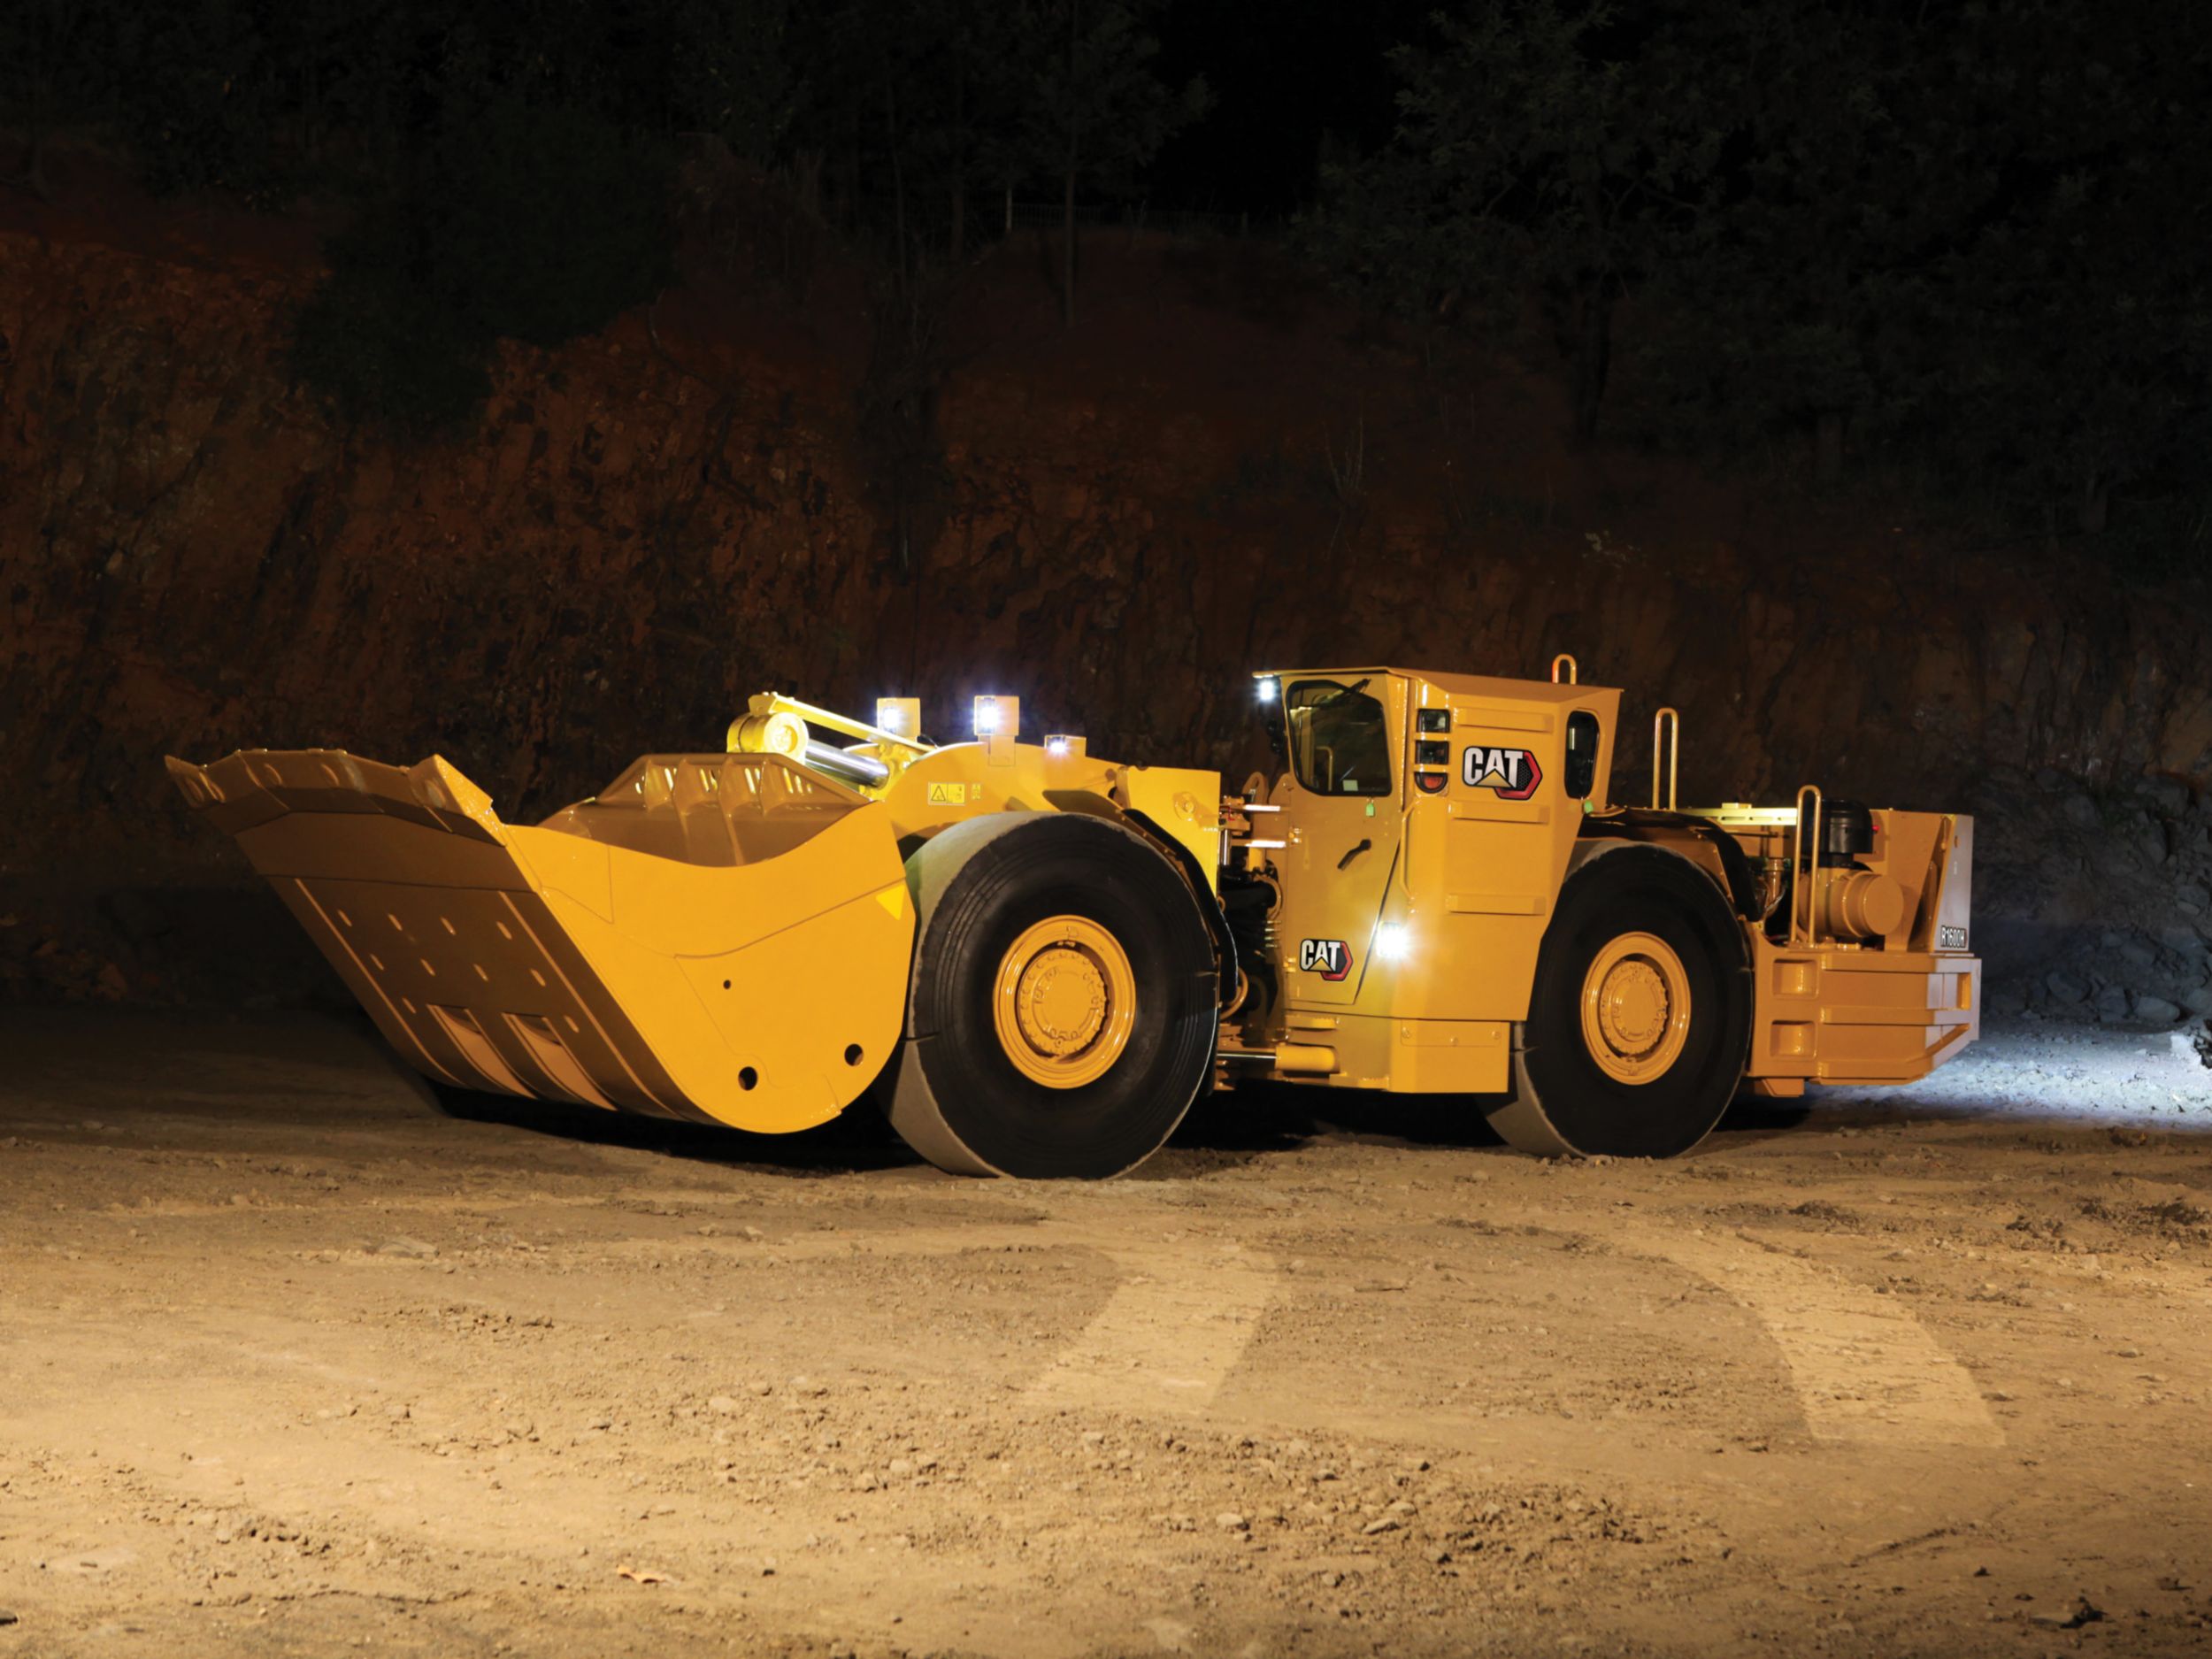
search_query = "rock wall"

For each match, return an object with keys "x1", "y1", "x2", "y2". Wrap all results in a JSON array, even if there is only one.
[{"x1": 4, "y1": 221, "x2": 2208, "y2": 1019}]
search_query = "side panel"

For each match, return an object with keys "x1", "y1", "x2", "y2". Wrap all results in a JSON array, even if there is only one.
[
  {"x1": 1934, "y1": 816, "x2": 1975, "y2": 951},
  {"x1": 1396, "y1": 680, "x2": 1622, "y2": 1025},
  {"x1": 1390, "y1": 1016, "x2": 1510, "y2": 1093},
  {"x1": 521, "y1": 818, "x2": 914, "y2": 1133}
]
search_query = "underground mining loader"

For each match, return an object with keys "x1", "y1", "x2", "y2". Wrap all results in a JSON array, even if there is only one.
[{"x1": 167, "y1": 662, "x2": 1980, "y2": 1177}]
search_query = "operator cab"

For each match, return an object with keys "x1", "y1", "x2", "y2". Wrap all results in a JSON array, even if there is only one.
[{"x1": 1242, "y1": 665, "x2": 1621, "y2": 1025}]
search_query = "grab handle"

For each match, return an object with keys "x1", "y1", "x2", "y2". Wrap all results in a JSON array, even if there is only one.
[
  {"x1": 1651, "y1": 707, "x2": 1679, "y2": 811},
  {"x1": 1791, "y1": 783, "x2": 1824, "y2": 945}
]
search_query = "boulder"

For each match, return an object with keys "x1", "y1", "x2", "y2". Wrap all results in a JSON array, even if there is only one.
[{"x1": 2045, "y1": 970, "x2": 2090, "y2": 1005}]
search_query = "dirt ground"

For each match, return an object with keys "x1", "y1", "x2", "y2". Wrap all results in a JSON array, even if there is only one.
[{"x1": 4, "y1": 1012, "x2": 2212, "y2": 1658}]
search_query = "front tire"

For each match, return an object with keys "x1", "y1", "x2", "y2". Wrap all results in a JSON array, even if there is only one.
[
  {"x1": 1486, "y1": 844, "x2": 1751, "y2": 1158},
  {"x1": 888, "y1": 813, "x2": 1218, "y2": 1178}
]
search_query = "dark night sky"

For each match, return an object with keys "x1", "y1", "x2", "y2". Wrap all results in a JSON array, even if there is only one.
[{"x1": 1150, "y1": 0, "x2": 1434, "y2": 214}]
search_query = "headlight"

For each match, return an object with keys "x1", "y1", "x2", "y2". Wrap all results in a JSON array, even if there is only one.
[
  {"x1": 972, "y1": 696, "x2": 1002, "y2": 736},
  {"x1": 1256, "y1": 676, "x2": 1279, "y2": 704},
  {"x1": 1373, "y1": 923, "x2": 1411, "y2": 962}
]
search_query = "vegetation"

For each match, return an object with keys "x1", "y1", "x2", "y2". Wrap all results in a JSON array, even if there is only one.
[
  {"x1": 293, "y1": 98, "x2": 675, "y2": 432},
  {"x1": 1304, "y1": 0, "x2": 2211, "y2": 566},
  {"x1": 0, "y1": 0, "x2": 1202, "y2": 430},
  {"x1": 1023, "y1": 1, "x2": 1211, "y2": 323},
  {"x1": 1, "y1": 0, "x2": 2204, "y2": 566}
]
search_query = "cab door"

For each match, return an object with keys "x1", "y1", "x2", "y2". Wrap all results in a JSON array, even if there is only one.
[{"x1": 1271, "y1": 673, "x2": 1404, "y2": 1007}]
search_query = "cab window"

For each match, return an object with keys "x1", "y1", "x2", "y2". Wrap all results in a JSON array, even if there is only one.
[
  {"x1": 1565, "y1": 710, "x2": 1601, "y2": 798},
  {"x1": 1286, "y1": 679, "x2": 1391, "y2": 796}
]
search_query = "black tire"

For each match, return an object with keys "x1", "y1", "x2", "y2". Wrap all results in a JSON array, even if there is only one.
[
  {"x1": 1486, "y1": 844, "x2": 1751, "y2": 1159},
  {"x1": 888, "y1": 812, "x2": 1218, "y2": 1178}
]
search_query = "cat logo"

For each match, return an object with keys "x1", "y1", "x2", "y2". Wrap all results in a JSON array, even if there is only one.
[
  {"x1": 1461, "y1": 744, "x2": 1543, "y2": 801},
  {"x1": 926, "y1": 781, "x2": 983, "y2": 806},
  {"x1": 1298, "y1": 938, "x2": 1354, "y2": 981}
]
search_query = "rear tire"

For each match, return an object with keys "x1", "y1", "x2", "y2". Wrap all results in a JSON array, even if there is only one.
[
  {"x1": 888, "y1": 813, "x2": 1218, "y2": 1178},
  {"x1": 1486, "y1": 845, "x2": 1751, "y2": 1158}
]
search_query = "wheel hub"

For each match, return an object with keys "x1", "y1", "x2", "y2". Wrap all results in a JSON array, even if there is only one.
[
  {"x1": 1597, "y1": 958, "x2": 1668, "y2": 1050},
  {"x1": 1579, "y1": 931, "x2": 1692, "y2": 1085},
  {"x1": 993, "y1": 916, "x2": 1138, "y2": 1089},
  {"x1": 1014, "y1": 948, "x2": 1108, "y2": 1056}
]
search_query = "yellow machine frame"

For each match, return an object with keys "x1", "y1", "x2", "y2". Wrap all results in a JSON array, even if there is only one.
[
  {"x1": 1219, "y1": 665, "x2": 1979, "y2": 1098},
  {"x1": 170, "y1": 664, "x2": 1980, "y2": 1170}
]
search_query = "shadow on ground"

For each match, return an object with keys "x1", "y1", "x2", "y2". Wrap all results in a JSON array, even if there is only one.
[
  {"x1": 12, "y1": 1007, "x2": 2212, "y2": 1187},
  {"x1": 424, "y1": 1063, "x2": 1526, "y2": 1181},
  {"x1": 425, "y1": 1071, "x2": 927, "y2": 1179}
]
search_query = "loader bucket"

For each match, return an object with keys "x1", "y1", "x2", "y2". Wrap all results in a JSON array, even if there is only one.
[{"x1": 165, "y1": 749, "x2": 916, "y2": 1133}]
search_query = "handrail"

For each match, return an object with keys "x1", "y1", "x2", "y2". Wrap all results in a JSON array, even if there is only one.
[
  {"x1": 1550, "y1": 653, "x2": 1578, "y2": 685},
  {"x1": 1791, "y1": 783, "x2": 1823, "y2": 946},
  {"x1": 1651, "y1": 707, "x2": 1679, "y2": 810}
]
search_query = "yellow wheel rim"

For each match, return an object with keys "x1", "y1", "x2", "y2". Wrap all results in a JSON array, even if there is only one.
[
  {"x1": 992, "y1": 915, "x2": 1139, "y2": 1090},
  {"x1": 1578, "y1": 931, "x2": 1692, "y2": 1086}
]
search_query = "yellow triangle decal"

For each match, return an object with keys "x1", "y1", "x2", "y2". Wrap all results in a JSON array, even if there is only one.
[{"x1": 875, "y1": 883, "x2": 908, "y2": 919}]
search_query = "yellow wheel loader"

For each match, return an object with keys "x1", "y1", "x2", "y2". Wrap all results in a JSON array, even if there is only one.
[{"x1": 167, "y1": 662, "x2": 1979, "y2": 1177}]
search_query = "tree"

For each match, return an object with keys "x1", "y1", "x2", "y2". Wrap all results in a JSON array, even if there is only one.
[
  {"x1": 1678, "y1": 0, "x2": 2211, "y2": 531},
  {"x1": 1634, "y1": 2, "x2": 1936, "y2": 481},
  {"x1": 1018, "y1": 0, "x2": 1210, "y2": 326},
  {"x1": 1310, "y1": 2, "x2": 1724, "y2": 443},
  {"x1": 0, "y1": 0, "x2": 117, "y2": 197},
  {"x1": 780, "y1": 1, "x2": 956, "y2": 273},
  {"x1": 911, "y1": 0, "x2": 1030, "y2": 264},
  {"x1": 669, "y1": 0, "x2": 796, "y2": 165},
  {"x1": 1925, "y1": 0, "x2": 2212, "y2": 541},
  {"x1": 289, "y1": 17, "x2": 675, "y2": 434}
]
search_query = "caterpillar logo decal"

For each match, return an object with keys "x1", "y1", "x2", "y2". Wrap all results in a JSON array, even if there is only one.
[
  {"x1": 1462, "y1": 744, "x2": 1543, "y2": 800},
  {"x1": 1298, "y1": 938, "x2": 1354, "y2": 981}
]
